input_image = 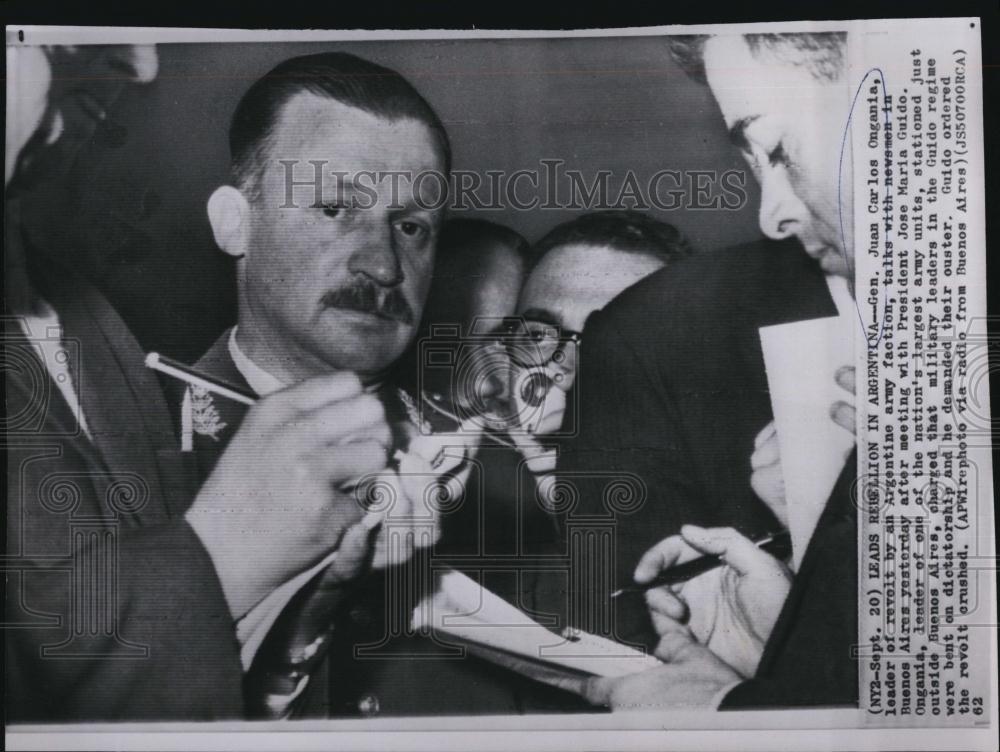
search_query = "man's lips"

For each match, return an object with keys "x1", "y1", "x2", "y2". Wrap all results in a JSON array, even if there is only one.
[{"x1": 325, "y1": 303, "x2": 403, "y2": 324}]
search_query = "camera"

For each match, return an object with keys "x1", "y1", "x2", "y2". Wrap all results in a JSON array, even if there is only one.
[
  {"x1": 2, "y1": 319, "x2": 83, "y2": 436},
  {"x1": 415, "y1": 316, "x2": 576, "y2": 437}
]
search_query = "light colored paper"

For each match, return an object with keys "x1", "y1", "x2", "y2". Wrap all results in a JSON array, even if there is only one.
[
  {"x1": 759, "y1": 276, "x2": 856, "y2": 570},
  {"x1": 412, "y1": 569, "x2": 662, "y2": 678}
]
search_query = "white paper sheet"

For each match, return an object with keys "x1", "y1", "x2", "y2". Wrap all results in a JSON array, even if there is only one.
[
  {"x1": 412, "y1": 569, "x2": 662, "y2": 678},
  {"x1": 759, "y1": 276, "x2": 856, "y2": 570}
]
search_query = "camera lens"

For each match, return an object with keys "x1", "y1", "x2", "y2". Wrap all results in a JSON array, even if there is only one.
[{"x1": 519, "y1": 371, "x2": 553, "y2": 408}]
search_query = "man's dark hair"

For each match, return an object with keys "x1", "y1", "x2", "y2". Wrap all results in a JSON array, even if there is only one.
[
  {"x1": 531, "y1": 210, "x2": 692, "y2": 269},
  {"x1": 667, "y1": 32, "x2": 847, "y2": 86},
  {"x1": 437, "y1": 217, "x2": 531, "y2": 264},
  {"x1": 229, "y1": 51, "x2": 451, "y2": 199}
]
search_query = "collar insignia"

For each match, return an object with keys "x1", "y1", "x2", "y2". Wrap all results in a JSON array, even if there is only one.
[
  {"x1": 397, "y1": 388, "x2": 432, "y2": 435},
  {"x1": 190, "y1": 385, "x2": 228, "y2": 441}
]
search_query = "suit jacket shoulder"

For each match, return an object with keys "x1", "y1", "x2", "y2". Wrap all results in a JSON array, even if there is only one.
[
  {"x1": 5, "y1": 290, "x2": 243, "y2": 721},
  {"x1": 595, "y1": 237, "x2": 836, "y2": 354},
  {"x1": 547, "y1": 238, "x2": 845, "y2": 657}
]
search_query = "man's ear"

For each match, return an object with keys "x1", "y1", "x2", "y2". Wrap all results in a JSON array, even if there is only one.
[{"x1": 206, "y1": 186, "x2": 251, "y2": 258}]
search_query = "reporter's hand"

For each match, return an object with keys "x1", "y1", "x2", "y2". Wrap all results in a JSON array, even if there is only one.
[
  {"x1": 749, "y1": 421, "x2": 786, "y2": 526},
  {"x1": 185, "y1": 373, "x2": 391, "y2": 619},
  {"x1": 635, "y1": 525, "x2": 792, "y2": 677},
  {"x1": 557, "y1": 630, "x2": 742, "y2": 710},
  {"x1": 830, "y1": 365, "x2": 856, "y2": 435},
  {"x1": 295, "y1": 432, "x2": 465, "y2": 592},
  {"x1": 511, "y1": 432, "x2": 558, "y2": 474}
]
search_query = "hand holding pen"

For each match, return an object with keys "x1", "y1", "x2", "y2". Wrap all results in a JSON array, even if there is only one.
[
  {"x1": 626, "y1": 525, "x2": 793, "y2": 678},
  {"x1": 147, "y1": 354, "x2": 395, "y2": 620},
  {"x1": 611, "y1": 528, "x2": 791, "y2": 598}
]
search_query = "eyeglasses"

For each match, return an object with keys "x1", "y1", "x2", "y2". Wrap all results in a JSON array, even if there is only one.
[{"x1": 494, "y1": 317, "x2": 581, "y2": 370}]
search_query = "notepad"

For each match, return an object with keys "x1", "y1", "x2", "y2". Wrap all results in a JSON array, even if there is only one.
[{"x1": 412, "y1": 569, "x2": 662, "y2": 682}]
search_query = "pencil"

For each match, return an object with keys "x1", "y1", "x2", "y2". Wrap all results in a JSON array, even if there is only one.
[
  {"x1": 146, "y1": 352, "x2": 519, "y2": 451},
  {"x1": 145, "y1": 352, "x2": 258, "y2": 406}
]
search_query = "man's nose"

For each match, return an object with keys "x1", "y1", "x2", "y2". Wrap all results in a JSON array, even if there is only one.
[
  {"x1": 757, "y1": 166, "x2": 807, "y2": 241},
  {"x1": 347, "y1": 226, "x2": 404, "y2": 287},
  {"x1": 110, "y1": 45, "x2": 159, "y2": 83}
]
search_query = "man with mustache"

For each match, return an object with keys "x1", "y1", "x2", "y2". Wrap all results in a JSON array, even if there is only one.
[
  {"x1": 321, "y1": 279, "x2": 415, "y2": 327},
  {"x1": 183, "y1": 51, "x2": 536, "y2": 719},
  {"x1": 6, "y1": 43, "x2": 434, "y2": 723}
]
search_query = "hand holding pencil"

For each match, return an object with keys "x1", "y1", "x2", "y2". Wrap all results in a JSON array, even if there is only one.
[
  {"x1": 178, "y1": 368, "x2": 394, "y2": 621},
  {"x1": 147, "y1": 352, "x2": 445, "y2": 616}
]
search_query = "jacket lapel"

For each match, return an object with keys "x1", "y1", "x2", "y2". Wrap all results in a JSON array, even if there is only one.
[
  {"x1": 30, "y1": 249, "x2": 184, "y2": 524},
  {"x1": 735, "y1": 238, "x2": 839, "y2": 375}
]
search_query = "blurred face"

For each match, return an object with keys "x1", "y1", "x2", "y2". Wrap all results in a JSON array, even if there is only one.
[
  {"x1": 424, "y1": 240, "x2": 526, "y2": 331},
  {"x1": 703, "y1": 35, "x2": 853, "y2": 278},
  {"x1": 5, "y1": 44, "x2": 158, "y2": 186},
  {"x1": 514, "y1": 242, "x2": 665, "y2": 433},
  {"x1": 237, "y1": 93, "x2": 445, "y2": 381}
]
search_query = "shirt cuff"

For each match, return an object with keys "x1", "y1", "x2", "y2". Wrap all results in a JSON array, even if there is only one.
[{"x1": 235, "y1": 550, "x2": 339, "y2": 670}]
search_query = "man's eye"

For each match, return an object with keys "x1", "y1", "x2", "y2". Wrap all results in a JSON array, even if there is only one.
[
  {"x1": 320, "y1": 202, "x2": 347, "y2": 218},
  {"x1": 395, "y1": 220, "x2": 427, "y2": 239}
]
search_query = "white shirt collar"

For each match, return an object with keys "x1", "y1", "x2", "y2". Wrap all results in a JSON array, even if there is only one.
[
  {"x1": 228, "y1": 327, "x2": 287, "y2": 397},
  {"x1": 227, "y1": 326, "x2": 389, "y2": 397},
  {"x1": 18, "y1": 300, "x2": 91, "y2": 438}
]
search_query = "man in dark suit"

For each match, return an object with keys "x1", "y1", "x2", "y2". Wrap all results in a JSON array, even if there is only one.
[
  {"x1": 4, "y1": 46, "x2": 458, "y2": 722},
  {"x1": 4, "y1": 43, "x2": 255, "y2": 721},
  {"x1": 546, "y1": 31, "x2": 860, "y2": 709}
]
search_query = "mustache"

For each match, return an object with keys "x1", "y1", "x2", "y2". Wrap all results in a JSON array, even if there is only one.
[{"x1": 320, "y1": 280, "x2": 415, "y2": 325}]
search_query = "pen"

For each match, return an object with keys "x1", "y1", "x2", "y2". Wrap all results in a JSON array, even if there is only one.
[{"x1": 609, "y1": 530, "x2": 792, "y2": 598}]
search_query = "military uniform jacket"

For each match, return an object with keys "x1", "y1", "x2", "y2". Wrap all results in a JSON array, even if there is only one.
[{"x1": 182, "y1": 331, "x2": 544, "y2": 718}]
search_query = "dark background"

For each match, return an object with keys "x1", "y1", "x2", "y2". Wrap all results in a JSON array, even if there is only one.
[
  {"x1": 3, "y1": 0, "x2": 996, "y2": 384},
  {"x1": 16, "y1": 36, "x2": 761, "y2": 363}
]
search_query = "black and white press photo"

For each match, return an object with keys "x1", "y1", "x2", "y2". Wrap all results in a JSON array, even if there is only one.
[{"x1": 3, "y1": 18, "x2": 996, "y2": 752}]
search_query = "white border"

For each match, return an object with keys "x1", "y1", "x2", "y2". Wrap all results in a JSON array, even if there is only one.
[
  {"x1": 4, "y1": 18, "x2": 996, "y2": 752},
  {"x1": 1, "y1": 19, "x2": 939, "y2": 45}
]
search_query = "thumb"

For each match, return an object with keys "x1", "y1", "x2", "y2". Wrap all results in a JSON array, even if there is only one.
[
  {"x1": 549, "y1": 674, "x2": 591, "y2": 700},
  {"x1": 680, "y1": 525, "x2": 784, "y2": 578},
  {"x1": 654, "y1": 629, "x2": 700, "y2": 663},
  {"x1": 835, "y1": 365, "x2": 856, "y2": 395},
  {"x1": 753, "y1": 420, "x2": 777, "y2": 448},
  {"x1": 553, "y1": 676, "x2": 617, "y2": 706},
  {"x1": 321, "y1": 519, "x2": 377, "y2": 584},
  {"x1": 633, "y1": 535, "x2": 696, "y2": 584}
]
